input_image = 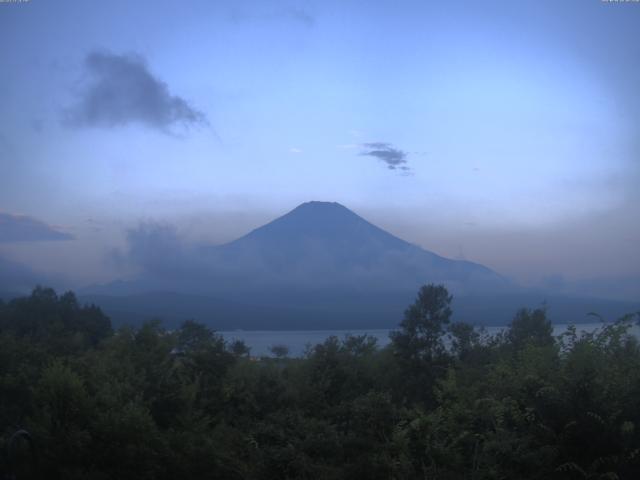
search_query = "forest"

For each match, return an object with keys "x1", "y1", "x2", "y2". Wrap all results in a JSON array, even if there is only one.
[{"x1": 0, "y1": 285, "x2": 639, "y2": 479}]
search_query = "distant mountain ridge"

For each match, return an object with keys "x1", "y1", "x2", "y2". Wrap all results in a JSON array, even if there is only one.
[{"x1": 79, "y1": 201, "x2": 639, "y2": 329}]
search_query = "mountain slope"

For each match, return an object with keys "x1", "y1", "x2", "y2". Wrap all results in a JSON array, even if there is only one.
[{"x1": 203, "y1": 201, "x2": 510, "y2": 295}]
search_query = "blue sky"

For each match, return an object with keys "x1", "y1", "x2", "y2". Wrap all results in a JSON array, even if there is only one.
[{"x1": 0, "y1": 0, "x2": 638, "y2": 294}]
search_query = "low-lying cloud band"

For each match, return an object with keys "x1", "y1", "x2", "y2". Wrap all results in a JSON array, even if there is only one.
[{"x1": 0, "y1": 213, "x2": 74, "y2": 243}]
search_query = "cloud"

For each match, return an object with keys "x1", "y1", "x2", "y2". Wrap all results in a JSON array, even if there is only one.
[
  {"x1": 115, "y1": 222, "x2": 191, "y2": 274},
  {"x1": 0, "y1": 213, "x2": 74, "y2": 243},
  {"x1": 65, "y1": 51, "x2": 208, "y2": 132},
  {"x1": 107, "y1": 222, "x2": 228, "y2": 293},
  {"x1": 360, "y1": 142, "x2": 410, "y2": 171}
]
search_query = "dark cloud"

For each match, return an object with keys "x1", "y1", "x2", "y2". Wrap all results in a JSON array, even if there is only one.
[
  {"x1": 107, "y1": 222, "x2": 221, "y2": 294},
  {"x1": 65, "y1": 51, "x2": 208, "y2": 132},
  {"x1": 115, "y1": 222, "x2": 191, "y2": 274},
  {"x1": 0, "y1": 213, "x2": 74, "y2": 243},
  {"x1": 360, "y1": 142, "x2": 410, "y2": 171}
]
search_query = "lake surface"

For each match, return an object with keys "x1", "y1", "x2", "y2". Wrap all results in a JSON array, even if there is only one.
[{"x1": 219, "y1": 322, "x2": 640, "y2": 357}]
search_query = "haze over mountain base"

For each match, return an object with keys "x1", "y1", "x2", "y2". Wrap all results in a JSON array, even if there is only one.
[{"x1": 75, "y1": 202, "x2": 639, "y2": 329}]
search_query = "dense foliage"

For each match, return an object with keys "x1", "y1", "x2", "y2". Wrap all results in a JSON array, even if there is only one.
[{"x1": 1, "y1": 285, "x2": 639, "y2": 479}]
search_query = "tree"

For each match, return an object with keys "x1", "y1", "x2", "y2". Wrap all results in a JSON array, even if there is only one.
[
  {"x1": 448, "y1": 321, "x2": 480, "y2": 360},
  {"x1": 177, "y1": 319, "x2": 216, "y2": 353},
  {"x1": 507, "y1": 307, "x2": 553, "y2": 349},
  {"x1": 229, "y1": 339, "x2": 251, "y2": 357},
  {"x1": 0, "y1": 287, "x2": 111, "y2": 352},
  {"x1": 391, "y1": 284, "x2": 452, "y2": 363},
  {"x1": 269, "y1": 344, "x2": 290, "y2": 358},
  {"x1": 2, "y1": 286, "x2": 639, "y2": 479},
  {"x1": 390, "y1": 284, "x2": 453, "y2": 405}
]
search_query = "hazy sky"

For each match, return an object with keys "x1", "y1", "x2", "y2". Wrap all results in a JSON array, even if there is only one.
[{"x1": 0, "y1": 0, "x2": 639, "y2": 294}]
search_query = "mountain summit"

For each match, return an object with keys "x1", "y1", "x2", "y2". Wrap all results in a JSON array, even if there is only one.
[
  {"x1": 239, "y1": 201, "x2": 402, "y2": 244},
  {"x1": 207, "y1": 201, "x2": 509, "y2": 294},
  {"x1": 223, "y1": 201, "x2": 410, "y2": 256}
]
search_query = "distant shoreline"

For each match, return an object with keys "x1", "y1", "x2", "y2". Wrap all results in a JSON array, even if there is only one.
[{"x1": 218, "y1": 322, "x2": 640, "y2": 357}]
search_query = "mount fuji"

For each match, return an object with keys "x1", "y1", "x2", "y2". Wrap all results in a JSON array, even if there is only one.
[{"x1": 81, "y1": 202, "x2": 637, "y2": 329}]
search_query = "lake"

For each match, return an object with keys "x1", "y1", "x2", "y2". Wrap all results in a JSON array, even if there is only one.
[{"x1": 219, "y1": 322, "x2": 640, "y2": 357}]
